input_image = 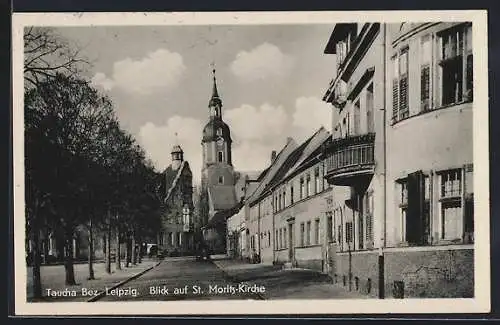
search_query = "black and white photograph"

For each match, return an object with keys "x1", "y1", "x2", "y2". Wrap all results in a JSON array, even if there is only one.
[{"x1": 12, "y1": 11, "x2": 490, "y2": 315}]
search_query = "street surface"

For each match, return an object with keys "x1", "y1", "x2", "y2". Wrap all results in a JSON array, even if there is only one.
[
  {"x1": 97, "y1": 256, "x2": 367, "y2": 301},
  {"x1": 98, "y1": 256, "x2": 263, "y2": 301}
]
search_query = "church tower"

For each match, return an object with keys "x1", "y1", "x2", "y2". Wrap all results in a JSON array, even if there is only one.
[
  {"x1": 201, "y1": 68, "x2": 235, "y2": 189},
  {"x1": 199, "y1": 68, "x2": 238, "y2": 254},
  {"x1": 171, "y1": 143, "x2": 183, "y2": 171}
]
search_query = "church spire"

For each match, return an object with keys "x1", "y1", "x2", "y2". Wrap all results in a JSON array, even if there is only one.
[
  {"x1": 208, "y1": 63, "x2": 222, "y2": 118},
  {"x1": 212, "y1": 67, "x2": 219, "y2": 99}
]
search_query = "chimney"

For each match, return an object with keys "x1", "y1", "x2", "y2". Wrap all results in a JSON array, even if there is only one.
[{"x1": 271, "y1": 150, "x2": 277, "y2": 164}]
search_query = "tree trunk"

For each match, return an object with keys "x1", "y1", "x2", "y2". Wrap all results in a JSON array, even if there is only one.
[
  {"x1": 64, "y1": 228, "x2": 76, "y2": 285},
  {"x1": 131, "y1": 231, "x2": 137, "y2": 265},
  {"x1": 137, "y1": 234, "x2": 142, "y2": 264},
  {"x1": 31, "y1": 224, "x2": 42, "y2": 299},
  {"x1": 115, "y1": 226, "x2": 121, "y2": 270},
  {"x1": 105, "y1": 212, "x2": 111, "y2": 274},
  {"x1": 87, "y1": 217, "x2": 95, "y2": 280},
  {"x1": 42, "y1": 227, "x2": 49, "y2": 265},
  {"x1": 124, "y1": 234, "x2": 130, "y2": 268}
]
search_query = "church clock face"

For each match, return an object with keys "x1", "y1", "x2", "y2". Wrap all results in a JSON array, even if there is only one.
[{"x1": 217, "y1": 137, "x2": 224, "y2": 146}]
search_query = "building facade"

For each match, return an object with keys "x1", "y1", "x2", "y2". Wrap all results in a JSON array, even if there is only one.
[
  {"x1": 321, "y1": 22, "x2": 474, "y2": 298},
  {"x1": 157, "y1": 144, "x2": 195, "y2": 255},
  {"x1": 245, "y1": 138, "x2": 298, "y2": 263},
  {"x1": 226, "y1": 172, "x2": 260, "y2": 258},
  {"x1": 271, "y1": 127, "x2": 332, "y2": 271},
  {"x1": 322, "y1": 22, "x2": 387, "y2": 297}
]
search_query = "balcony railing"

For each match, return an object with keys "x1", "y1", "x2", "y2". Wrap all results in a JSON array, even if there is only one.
[{"x1": 324, "y1": 133, "x2": 375, "y2": 186}]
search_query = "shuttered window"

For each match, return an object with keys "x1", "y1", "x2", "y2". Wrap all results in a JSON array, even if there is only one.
[
  {"x1": 392, "y1": 55, "x2": 399, "y2": 121},
  {"x1": 345, "y1": 222, "x2": 353, "y2": 244},
  {"x1": 421, "y1": 35, "x2": 432, "y2": 111},
  {"x1": 399, "y1": 48, "x2": 409, "y2": 119}
]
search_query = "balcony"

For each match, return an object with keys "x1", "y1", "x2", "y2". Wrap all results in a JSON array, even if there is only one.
[{"x1": 324, "y1": 133, "x2": 375, "y2": 187}]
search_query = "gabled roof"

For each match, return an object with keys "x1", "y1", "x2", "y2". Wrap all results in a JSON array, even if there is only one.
[
  {"x1": 281, "y1": 127, "x2": 330, "y2": 181},
  {"x1": 257, "y1": 127, "x2": 331, "y2": 197},
  {"x1": 263, "y1": 136, "x2": 314, "y2": 193},
  {"x1": 208, "y1": 185, "x2": 238, "y2": 211},
  {"x1": 247, "y1": 138, "x2": 298, "y2": 206},
  {"x1": 159, "y1": 161, "x2": 190, "y2": 201}
]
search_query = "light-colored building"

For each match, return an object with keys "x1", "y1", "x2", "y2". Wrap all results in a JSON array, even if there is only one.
[
  {"x1": 245, "y1": 138, "x2": 298, "y2": 263},
  {"x1": 321, "y1": 22, "x2": 474, "y2": 298},
  {"x1": 271, "y1": 127, "x2": 332, "y2": 271},
  {"x1": 226, "y1": 172, "x2": 261, "y2": 258},
  {"x1": 384, "y1": 22, "x2": 474, "y2": 298},
  {"x1": 322, "y1": 22, "x2": 386, "y2": 296}
]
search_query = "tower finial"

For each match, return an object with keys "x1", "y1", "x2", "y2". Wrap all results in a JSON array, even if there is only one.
[{"x1": 211, "y1": 62, "x2": 219, "y2": 99}]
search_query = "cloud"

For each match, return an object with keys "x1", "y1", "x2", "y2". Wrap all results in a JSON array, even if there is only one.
[
  {"x1": 232, "y1": 141, "x2": 280, "y2": 173},
  {"x1": 224, "y1": 103, "x2": 289, "y2": 142},
  {"x1": 230, "y1": 43, "x2": 294, "y2": 82},
  {"x1": 224, "y1": 102, "x2": 291, "y2": 174},
  {"x1": 292, "y1": 96, "x2": 332, "y2": 141},
  {"x1": 138, "y1": 116, "x2": 203, "y2": 183},
  {"x1": 91, "y1": 72, "x2": 114, "y2": 91},
  {"x1": 91, "y1": 48, "x2": 186, "y2": 95}
]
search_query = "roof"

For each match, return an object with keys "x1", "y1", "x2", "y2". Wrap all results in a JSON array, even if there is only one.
[
  {"x1": 171, "y1": 144, "x2": 183, "y2": 154},
  {"x1": 256, "y1": 166, "x2": 271, "y2": 182},
  {"x1": 205, "y1": 201, "x2": 244, "y2": 229},
  {"x1": 247, "y1": 138, "x2": 298, "y2": 206},
  {"x1": 208, "y1": 185, "x2": 238, "y2": 211},
  {"x1": 158, "y1": 160, "x2": 191, "y2": 203},
  {"x1": 280, "y1": 127, "x2": 330, "y2": 181},
  {"x1": 324, "y1": 23, "x2": 358, "y2": 54},
  {"x1": 249, "y1": 127, "x2": 331, "y2": 201},
  {"x1": 202, "y1": 118, "x2": 231, "y2": 143},
  {"x1": 238, "y1": 170, "x2": 262, "y2": 181},
  {"x1": 263, "y1": 137, "x2": 313, "y2": 192}
]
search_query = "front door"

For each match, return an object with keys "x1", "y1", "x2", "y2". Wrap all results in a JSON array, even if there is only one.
[{"x1": 288, "y1": 223, "x2": 294, "y2": 262}]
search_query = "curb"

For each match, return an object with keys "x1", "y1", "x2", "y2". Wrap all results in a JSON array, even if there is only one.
[
  {"x1": 87, "y1": 260, "x2": 162, "y2": 302},
  {"x1": 210, "y1": 260, "x2": 266, "y2": 300}
]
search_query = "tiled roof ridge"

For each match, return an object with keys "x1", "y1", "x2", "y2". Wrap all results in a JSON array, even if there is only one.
[{"x1": 165, "y1": 161, "x2": 188, "y2": 202}]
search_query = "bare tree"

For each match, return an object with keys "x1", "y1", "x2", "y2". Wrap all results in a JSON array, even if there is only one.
[{"x1": 24, "y1": 27, "x2": 90, "y2": 89}]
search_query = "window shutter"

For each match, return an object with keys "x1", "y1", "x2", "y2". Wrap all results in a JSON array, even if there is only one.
[
  {"x1": 399, "y1": 75, "x2": 408, "y2": 119},
  {"x1": 392, "y1": 79, "x2": 399, "y2": 121},
  {"x1": 421, "y1": 65, "x2": 430, "y2": 111},
  {"x1": 466, "y1": 54, "x2": 473, "y2": 100}
]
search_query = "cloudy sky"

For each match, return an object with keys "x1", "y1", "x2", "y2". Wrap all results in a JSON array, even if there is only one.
[{"x1": 56, "y1": 24, "x2": 336, "y2": 184}]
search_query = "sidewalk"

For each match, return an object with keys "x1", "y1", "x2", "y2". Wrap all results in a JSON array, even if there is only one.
[
  {"x1": 27, "y1": 258, "x2": 160, "y2": 302},
  {"x1": 211, "y1": 256, "x2": 368, "y2": 300}
]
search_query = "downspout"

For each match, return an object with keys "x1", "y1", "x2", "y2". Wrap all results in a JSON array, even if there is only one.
[
  {"x1": 257, "y1": 200, "x2": 261, "y2": 263},
  {"x1": 378, "y1": 22, "x2": 388, "y2": 299}
]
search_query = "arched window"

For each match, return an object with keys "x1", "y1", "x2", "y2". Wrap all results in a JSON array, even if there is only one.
[
  {"x1": 218, "y1": 176, "x2": 224, "y2": 184},
  {"x1": 218, "y1": 151, "x2": 224, "y2": 162}
]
